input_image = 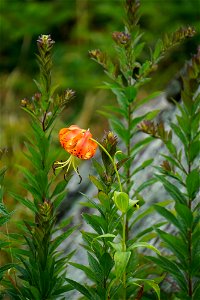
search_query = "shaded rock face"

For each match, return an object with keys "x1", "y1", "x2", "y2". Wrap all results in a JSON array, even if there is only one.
[{"x1": 57, "y1": 95, "x2": 180, "y2": 299}]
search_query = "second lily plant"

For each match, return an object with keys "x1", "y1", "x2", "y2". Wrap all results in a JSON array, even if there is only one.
[{"x1": 1, "y1": 1, "x2": 199, "y2": 300}]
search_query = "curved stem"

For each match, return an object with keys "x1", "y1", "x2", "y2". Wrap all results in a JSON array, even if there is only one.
[{"x1": 90, "y1": 138, "x2": 123, "y2": 192}]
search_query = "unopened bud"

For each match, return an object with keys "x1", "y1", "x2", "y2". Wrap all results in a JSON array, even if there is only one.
[
  {"x1": 37, "y1": 34, "x2": 55, "y2": 51},
  {"x1": 64, "y1": 89, "x2": 75, "y2": 100},
  {"x1": 21, "y1": 98, "x2": 28, "y2": 107},
  {"x1": 89, "y1": 49, "x2": 102, "y2": 60},
  {"x1": 161, "y1": 160, "x2": 173, "y2": 172},
  {"x1": 89, "y1": 49, "x2": 107, "y2": 67},
  {"x1": 112, "y1": 31, "x2": 131, "y2": 45}
]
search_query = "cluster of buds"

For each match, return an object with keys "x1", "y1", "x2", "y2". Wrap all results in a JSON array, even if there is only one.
[
  {"x1": 88, "y1": 49, "x2": 107, "y2": 68},
  {"x1": 138, "y1": 120, "x2": 172, "y2": 142},
  {"x1": 112, "y1": 31, "x2": 131, "y2": 46},
  {"x1": 160, "y1": 160, "x2": 175, "y2": 173},
  {"x1": 177, "y1": 26, "x2": 196, "y2": 38},
  {"x1": 64, "y1": 89, "x2": 76, "y2": 101},
  {"x1": 32, "y1": 93, "x2": 41, "y2": 102},
  {"x1": 101, "y1": 131, "x2": 118, "y2": 156},
  {"x1": 36, "y1": 200, "x2": 54, "y2": 228},
  {"x1": 126, "y1": 0, "x2": 140, "y2": 26},
  {"x1": 21, "y1": 97, "x2": 34, "y2": 111},
  {"x1": 163, "y1": 26, "x2": 196, "y2": 50},
  {"x1": 137, "y1": 120, "x2": 158, "y2": 137},
  {"x1": 184, "y1": 46, "x2": 200, "y2": 81},
  {"x1": 58, "y1": 89, "x2": 76, "y2": 107},
  {"x1": 21, "y1": 98, "x2": 29, "y2": 108},
  {"x1": 100, "y1": 132, "x2": 118, "y2": 177},
  {"x1": 21, "y1": 93, "x2": 42, "y2": 113},
  {"x1": 37, "y1": 34, "x2": 55, "y2": 52}
]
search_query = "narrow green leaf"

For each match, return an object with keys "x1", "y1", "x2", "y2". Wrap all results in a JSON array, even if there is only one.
[
  {"x1": 52, "y1": 284, "x2": 74, "y2": 295},
  {"x1": 95, "y1": 233, "x2": 116, "y2": 240},
  {"x1": 131, "y1": 159, "x2": 154, "y2": 176},
  {"x1": 155, "y1": 174, "x2": 186, "y2": 204},
  {"x1": 153, "y1": 38, "x2": 163, "y2": 61},
  {"x1": 190, "y1": 140, "x2": 200, "y2": 162},
  {"x1": 127, "y1": 241, "x2": 160, "y2": 255},
  {"x1": 125, "y1": 86, "x2": 137, "y2": 103},
  {"x1": 53, "y1": 191, "x2": 67, "y2": 209},
  {"x1": 131, "y1": 137, "x2": 154, "y2": 156},
  {"x1": 98, "y1": 191, "x2": 110, "y2": 211},
  {"x1": 170, "y1": 123, "x2": 187, "y2": 148},
  {"x1": 88, "y1": 252, "x2": 103, "y2": 283},
  {"x1": 110, "y1": 119, "x2": 129, "y2": 144},
  {"x1": 114, "y1": 251, "x2": 131, "y2": 279},
  {"x1": 0, "y1": 241, "x2": 10, "y2": 249},
  {"x1": 10, "y1": 193, "x2": 37, "y2": 213},
  {"x1": 69, "y1": 262, "x2": 96, "y2": 282},
  {"x1": 175, "y1": 203, "x2": 193, "y2": 229},
  {"x1": 147, "y1": 255, "x2": 187, "y2": 292},
  {"x1": 99, "y1": 253, "x2": 114, "y2": 279},
  {"x1": 109, "y1": 242, "x2": 122, "y2": 252},
  {"x1": 0, "y1": 202, "x2": 9, "y2": 215},
  {"x1": 92, "y1": 159, "x2": 104, "y2": 178},
  {"x1": 50, "y1": 226, "x2": 77, "y2": 253},
  {"x1": 65, "y1": 278, "x2": 92, "y2": 299},
  {"x1": 51, "y1": 181, "x2": 66, "y2": 199},
  {"x1": 154, "y1": 205, "x2": 180, "y2": 229},
  {"x1": 30, "y1": 286, "x2": 41, "y2": 300},
  {"x1": 17, "y1": 166, "x2": 41, "y2": 191},
  {"x1": 144, "y1": 280, "x2": 160, "y2": 300},
  {"x1": 156, "y1": 229, "x2": 187, "y2": 263},
  {"x1": 0, "y1": 166, "x2": 7, "y2": 183},
  {"x1": 186, "y1": 168, "x2": 200, "y2": 198},
  {"x1": 89, "y1": 175, "x2": 106, "y2": 191},
  {"x1": 136, "y1": 177, "x2": 158, "y2": 193},
  {"x1": 82, "y1": 213, "x2": 103, "y2": 235}
]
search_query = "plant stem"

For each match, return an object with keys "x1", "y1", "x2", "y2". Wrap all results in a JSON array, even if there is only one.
[
  {"x1": 122, "y1": 212, "x2": 127, "y2": 300},
  {"x1": 91, "y1": 138, "x2": 123, "y2": 192},
  {"x1": 91, "y1": 138, "x2": 128, "y2": 299},
  {"x1": 187, "y1": 120, "x2": 193, "y2": 298},
  {"x1": 188, "y1": 226, "x2": 192, "y2": 297}
]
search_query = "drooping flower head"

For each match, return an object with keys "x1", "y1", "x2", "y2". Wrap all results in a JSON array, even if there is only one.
[
  {"x1": 59, "y1": 125, "x2": 97, "y2": 159},
  {"x1": 53, "y1": 125, "x2": 98, "y2": 182}
]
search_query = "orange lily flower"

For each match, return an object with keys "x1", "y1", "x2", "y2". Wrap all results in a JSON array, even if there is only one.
[
  {"x1": 53, "y1": 125, "x2": 98, "y2": 181},
  {"x1": 59, "y1": 125, "x2": 97, "y2": 159}
]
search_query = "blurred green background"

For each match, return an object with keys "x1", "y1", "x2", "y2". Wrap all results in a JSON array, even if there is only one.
[{"x1": 0, "y1": 0, "x2": 199, "y2": 229}]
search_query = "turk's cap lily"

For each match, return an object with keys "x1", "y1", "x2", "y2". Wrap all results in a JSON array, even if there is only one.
[
  {"x1": 53, "y1": 125, "x2": 98, "y2": 182},
  {"x1": 59, "y1": 125, "x2": 98, "y2": 160}
]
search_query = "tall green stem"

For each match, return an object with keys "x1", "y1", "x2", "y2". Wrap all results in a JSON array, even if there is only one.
[
  {"x1": 122, "y1": 212, "x2": 127, "y2": 300},
  {"x1": 91, "y1": 138, "x2": 123, "y2": 192},
  {"x1": 91, "y1": 138, "x2": 128, "y2": 299}
]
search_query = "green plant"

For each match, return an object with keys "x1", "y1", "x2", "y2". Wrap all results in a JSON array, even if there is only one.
[
  {"x1": 139, "y1": 48, "x2": 200, "y2": 300},
  {"x1": 1, "y1": 1, "x2": 198, "y2": 299},
  {"x1": 62, "y1": 1, "x2": 196, "y2": 299},
  {"x1": 1, "y1": 35, "x2": 76, "y2": 299}
]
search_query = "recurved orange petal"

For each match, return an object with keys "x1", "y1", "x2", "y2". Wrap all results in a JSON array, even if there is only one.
[
  {"x1": 70, "y1": 130, "x2": 97, "y2": 159},
  {"x1": 59, "y1": 125, "x2": 98, "y2": 160}
]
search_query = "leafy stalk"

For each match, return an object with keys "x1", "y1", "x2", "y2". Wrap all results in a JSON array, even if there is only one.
[
  {"x1": 141, "y1": 48, "x2": 200, "y2": 299},
  {"x1": 2, "y1": 35, "x2": 76, "y2": 299}
]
